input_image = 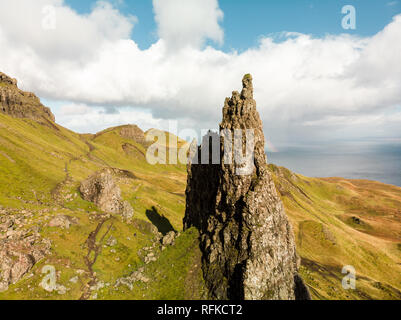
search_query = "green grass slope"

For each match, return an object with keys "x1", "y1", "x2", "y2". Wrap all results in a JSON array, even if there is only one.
[
  {"x1": 0, "y1": 115, "x2": 197, "y2": 300},
  {"x1": 269, "y1": 164, "x2": 401, "y2": 300}
]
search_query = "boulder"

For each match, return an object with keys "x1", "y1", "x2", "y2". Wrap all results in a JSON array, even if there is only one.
[
  {"x1": 48, "y1": 215, "x2": 78, "y2": 229},
  {"x1": 162, "y1": 231, "x2": 176, "y2": 246},
  {"x1": 80, "y1": 168, "x2": 134, "y2": 221}
]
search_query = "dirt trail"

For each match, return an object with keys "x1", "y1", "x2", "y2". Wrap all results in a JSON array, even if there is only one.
[
  {"x1": 80, "y1": 217, "x2": 113, "y2": 300},
  {"x1": 83, "y1": 139, "x2": 110, "y2": 167},
  {"x1": 51, "y1": 139, "x2": 110, "y2": 205},
  {"x1": 51, "y1": 158, "x2": 76, "y2": 205}
]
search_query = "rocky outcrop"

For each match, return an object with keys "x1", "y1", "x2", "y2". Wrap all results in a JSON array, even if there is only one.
[
  {"x1": 184, "y1": 74, "x2": 310, "y2": 300},
  {"x1": 0, "y1": 72, "x2": 55, "y2": 123},
  {"x1": 161, "y1": 231, "x2": 177, "y2": 247},
  {"x1": 80, "y1": 168, "x2": 134, "y2": 221},
  {"x1": 115, "y1": 267, "x2": 150, "y2": 291},
  {"x1": 120, "y1": 125, "x2": 146, "y2": 144},
  {"x1": 0, "y1": 214, "x2": 51, "y2": 292},
  {"x1": 48, "y1": 215, "x2": 79, "y2": 229}
]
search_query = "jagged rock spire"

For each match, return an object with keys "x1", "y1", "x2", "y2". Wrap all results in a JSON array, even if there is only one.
[{"x1": 184, "y1": 74, "x2": 310, "y2": 300}]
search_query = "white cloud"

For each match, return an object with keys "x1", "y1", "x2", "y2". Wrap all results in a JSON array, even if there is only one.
[
  {"x1": 0, "y1": 0, "x2": 135, "y2": 62},
  {"x1": 0, "y1": 0, "x2": 401, "y2": 143},
  {"x1": 53, "y1": 102, "x2": 164, "y2": 134},
  {"x1": 153, "y1": 0, "x2": 224, "y2": 49},
  {"x1": 58, "y1": 103, "x2": 94, "y2": 116},
  {"x1": 387, "y1": 1, "x2": 398, "y2": 7}
]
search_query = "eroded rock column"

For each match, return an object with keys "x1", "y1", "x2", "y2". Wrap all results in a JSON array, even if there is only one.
[{"x1": 184, "y1": 74, "x2": 310, "y2": 300}]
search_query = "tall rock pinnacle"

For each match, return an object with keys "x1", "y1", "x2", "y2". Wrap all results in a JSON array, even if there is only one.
[{"x1": 184, "y1": 74, "x2": 310, "y2": 300}]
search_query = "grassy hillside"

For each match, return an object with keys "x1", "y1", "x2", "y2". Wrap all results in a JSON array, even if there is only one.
[
  {"x1": 269, "y1": 165, "x2": 401, "y2": 300},
  {"x1": 0, "y1": 115, "x2": 200, "y2": 300},
  {"x1": 0, "y1": 112, "x2": 400, "y2": 300}
]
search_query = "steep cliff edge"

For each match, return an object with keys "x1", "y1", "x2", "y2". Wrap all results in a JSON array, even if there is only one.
[
  {"x1": 184, "y1": 74, "x2": 310, "y2": 300},
  {"x1": 0, "y1": 72, "x2": 55, "y2": 123}
]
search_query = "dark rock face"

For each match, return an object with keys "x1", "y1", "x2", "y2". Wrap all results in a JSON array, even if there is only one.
[
  {"x1": 0, "y1": 72, "x2": 55, "y2": 123},
  {"x1": 184, "y1": 74, "x2": 310, "y2": 300}
]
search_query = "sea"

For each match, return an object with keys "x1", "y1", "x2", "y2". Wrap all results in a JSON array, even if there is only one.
[{"x1": 267, "y1": 140, "x2": 401, "y2": 187}]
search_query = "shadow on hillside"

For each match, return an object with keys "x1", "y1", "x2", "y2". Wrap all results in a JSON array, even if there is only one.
[{"x1": 145, "y1": 206, "x2": 175, "y2": 236}]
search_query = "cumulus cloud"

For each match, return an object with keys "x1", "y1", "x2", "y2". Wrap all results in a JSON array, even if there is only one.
[
  {"x1": 0, "y1": 0, "x2": 135, "y2": 62},
  {"x1": 54, "y1": 102, "x2": 164, "y2": 134},
  {"x1": 58, "y1": 103, "x2": 94, "y2": 116},
  {"x1": 153, "y1": 0, "x2": 224, "y2": 49},
  {"x1": 0, "y1": 0, "x2": 400, "y2": 144}
]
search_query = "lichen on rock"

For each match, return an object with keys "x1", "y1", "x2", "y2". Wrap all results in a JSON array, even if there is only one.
[{"x1": 184, "y1": 74, "x2": 310, "y2": 300}]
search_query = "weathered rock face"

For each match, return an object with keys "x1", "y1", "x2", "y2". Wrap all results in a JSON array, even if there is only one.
[
  {"x1": 184, "y1": 74, "x2": 310, "y2": 300},
  {"x1": 120, "y1": 125, "x2": 146, "y2": 144},
  {"x1": 80, "y1": 168, "x2": 134, "y2": 221},
  {"x1": 0, "y1": 72, "x2": 55, "y2": 123},
  {"x1": 0, "y1": 213, "x2": 51, "y2": 292}
]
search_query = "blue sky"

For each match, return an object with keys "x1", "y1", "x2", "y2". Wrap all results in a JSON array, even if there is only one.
[{"x1": 65, "y1": 0, "x2": 401, "y2": 51}]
